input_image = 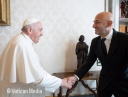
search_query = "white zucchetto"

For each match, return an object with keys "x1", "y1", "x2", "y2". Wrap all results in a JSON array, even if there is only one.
[{"x1": 23, "y1": 18, "x2": 39, "y2": 26}]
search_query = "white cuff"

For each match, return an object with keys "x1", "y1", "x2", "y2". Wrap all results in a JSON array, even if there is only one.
[{"x1": 74, "y1": 75, "x2": 79, "y2": 80}]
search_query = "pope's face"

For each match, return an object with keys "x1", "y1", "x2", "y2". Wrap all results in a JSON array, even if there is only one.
[{"x1": 30, "y1": 22, "x2": 43, "y2": 43}]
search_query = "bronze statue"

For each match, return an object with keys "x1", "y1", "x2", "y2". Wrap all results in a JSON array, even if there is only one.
[{"x1": 75, "y1": 35, "x2": 88, "y2": 69}]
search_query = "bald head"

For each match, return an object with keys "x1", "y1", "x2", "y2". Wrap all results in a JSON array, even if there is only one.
[
  {"x1": 96, "y1": 12, "x2": 113, "y2": 22},
  {"x1": 92, "y1": 12, "x2": 113, "y2": 37}
]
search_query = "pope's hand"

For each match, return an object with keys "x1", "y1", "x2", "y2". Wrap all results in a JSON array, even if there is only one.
[
  {"x1": 61, "y1": 78, "x2": 73, "y2": 89},
  {"x1": 67, "y1": 75, "x2": 78, "y2": 85}
]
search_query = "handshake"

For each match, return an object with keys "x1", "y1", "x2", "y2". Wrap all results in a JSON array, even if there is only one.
[{"x1": 60, "y1": 75, "x2": 78, "y2": 89}]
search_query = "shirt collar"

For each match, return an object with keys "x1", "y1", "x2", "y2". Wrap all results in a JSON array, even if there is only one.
[
  {"x1": 101, "y1": 30, "x2": 113, "y2": 41},
  {"x1": 21, "y1": 32, "x2": 34, "y2": 44},
  {"x1": 105, "y1": 30, "x2": 113, "y2": 41}
]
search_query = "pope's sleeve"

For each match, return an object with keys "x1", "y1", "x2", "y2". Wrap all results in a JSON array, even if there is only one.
[{"x1": 34, "y1": 73, "x2": 62, "y2": 93}]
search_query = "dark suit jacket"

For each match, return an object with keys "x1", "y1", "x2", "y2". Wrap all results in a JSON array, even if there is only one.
[{"x1": 75, "y1": 29, "x2": 128, "y2": 91}]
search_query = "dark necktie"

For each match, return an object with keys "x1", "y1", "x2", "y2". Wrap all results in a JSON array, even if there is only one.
[{"x1": 101, "y1": 38, "x2": 107, "y2": 56}]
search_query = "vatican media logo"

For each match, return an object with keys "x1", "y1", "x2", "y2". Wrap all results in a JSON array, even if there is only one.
[{"x1": 7, "y1": 88, "x2": 43, "y2": 94}]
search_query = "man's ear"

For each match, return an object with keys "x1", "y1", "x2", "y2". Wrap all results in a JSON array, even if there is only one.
[{"x1": 107, "y1": 20, "x2": 112, "y2": 27}]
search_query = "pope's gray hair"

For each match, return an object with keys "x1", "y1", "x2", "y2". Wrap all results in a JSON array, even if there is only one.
[{"x1": 21, "y1": 23, "x2": 35, "y2": 32}]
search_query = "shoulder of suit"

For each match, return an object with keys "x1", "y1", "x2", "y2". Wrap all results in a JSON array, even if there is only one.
[
  {"x1": 113, "y1": 29, "x2": 128, "y2": 36},
  {"x1": 114, "y1": 31, "x2": 128, "y2": 43},
  {"x1": 89, "y1": 36, "x2": 101, "y2": 45},
  {"x1": 116, "y1": 31, "x2": 128, "y2": 38},
  {"x1": 92, "y1": 36, "x2": 101, "y2": 41}
]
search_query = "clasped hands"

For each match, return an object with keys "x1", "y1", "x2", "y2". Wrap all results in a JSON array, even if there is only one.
[{"x1": 61, "y1": 75, "x2": 78, "y2": 89}]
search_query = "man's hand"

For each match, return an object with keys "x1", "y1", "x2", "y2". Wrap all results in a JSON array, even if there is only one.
[
  {"x1": 67, "y1": 75, "x2": 78, "y2": 85},
  {"x1": 60, "y1": 75, "x2": 78, "y2": 89},
  {"x1": 61, "y1": 78, "x2": 73, "y2": 89}
]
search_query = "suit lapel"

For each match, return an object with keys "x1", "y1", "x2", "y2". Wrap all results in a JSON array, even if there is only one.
[{"x1": 106, "y1": 30, "x2": 119, "y2": 62}]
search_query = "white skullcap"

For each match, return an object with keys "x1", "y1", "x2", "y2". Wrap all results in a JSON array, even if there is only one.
[{"x1": 23, "y1": 18, "x2": 39, "y2": 26}]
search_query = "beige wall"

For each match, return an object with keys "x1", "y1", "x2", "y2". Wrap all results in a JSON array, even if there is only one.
[{"x1": 0, "y1": 0, "x2": 105, "y2": 96}]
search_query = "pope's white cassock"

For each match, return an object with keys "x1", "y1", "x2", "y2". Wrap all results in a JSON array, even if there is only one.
[{"x1": 0, "y1": 32, "x2": 62, "y2": 97}]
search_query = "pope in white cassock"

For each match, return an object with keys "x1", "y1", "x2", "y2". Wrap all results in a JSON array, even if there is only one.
[{"x1": 0, "y1": 18, "x2": 72, "y2": 97}]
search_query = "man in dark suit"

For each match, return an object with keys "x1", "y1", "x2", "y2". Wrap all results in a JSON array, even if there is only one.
[{"x1": 68, "y1": 12, "x2": 128, "y2": 97}]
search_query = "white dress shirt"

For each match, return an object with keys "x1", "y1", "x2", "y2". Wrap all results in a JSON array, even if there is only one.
[{"x1": 103, "y1": 30, "x2": 113, "y2": 53}]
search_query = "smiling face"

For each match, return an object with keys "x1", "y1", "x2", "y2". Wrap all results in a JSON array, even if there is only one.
[
  {"x1": 28, "y1": 22, "x2": 43, "y2": 43},
  {"x1": 92, "y1": 12, "x2": 113, "y2": 38}
]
